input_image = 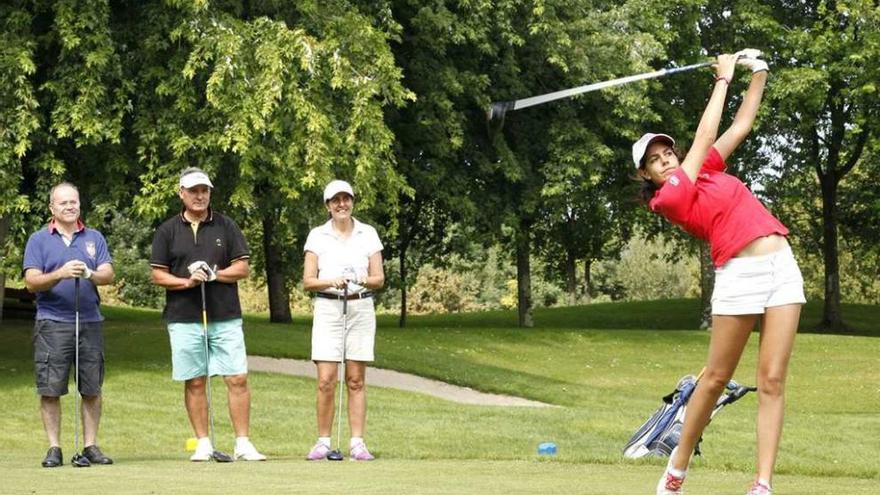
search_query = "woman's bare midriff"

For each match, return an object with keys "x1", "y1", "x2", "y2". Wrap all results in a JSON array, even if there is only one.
[{"x1": 734, "y1": 234, "x2": 788, "y2": 258}]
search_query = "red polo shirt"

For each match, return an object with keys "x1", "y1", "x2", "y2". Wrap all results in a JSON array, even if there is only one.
[{"x1": 649, "y1": 147, "x2": 788, "y2": 267}]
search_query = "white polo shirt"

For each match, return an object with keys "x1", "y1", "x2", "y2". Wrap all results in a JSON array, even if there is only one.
[{"x1": 303, "y1": 218, "x2": 383, "y2": 296}]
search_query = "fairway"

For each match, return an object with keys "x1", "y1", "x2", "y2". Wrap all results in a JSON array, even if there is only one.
[
  {"x1": 4, "y1": 460, "x2": 879, "y2": 494},
  {"x1": 2, "y1": 300, "x2": 878, "y2": 494}
]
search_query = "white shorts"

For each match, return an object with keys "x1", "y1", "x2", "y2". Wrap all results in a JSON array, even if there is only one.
[
  {"x1": 311, "y1": 297, "x2": 376, "y2": 362},
  {"x1": 711, "y1": 245, "x2": 806, "y2": 315}
]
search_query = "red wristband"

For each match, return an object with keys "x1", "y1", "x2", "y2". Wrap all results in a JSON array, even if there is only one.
[{"x1": 715, "y1": 75, "x2": 731, "y2": 85}]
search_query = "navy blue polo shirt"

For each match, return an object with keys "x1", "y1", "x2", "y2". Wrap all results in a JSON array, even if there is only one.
[
  {"x1": 150, "y1": 210, "x2": 249, "y2": 323},
  {"x1": 22, "y1": 220, "x2": 112, "y2": 322}
]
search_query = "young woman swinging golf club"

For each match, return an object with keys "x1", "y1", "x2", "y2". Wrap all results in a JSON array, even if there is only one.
[
  {"x1": 633, "y1": 51, "x2": 805, "y2": 495},
  {"x1": 303, "y1": 180, "x2": 384, "y2": 461}
]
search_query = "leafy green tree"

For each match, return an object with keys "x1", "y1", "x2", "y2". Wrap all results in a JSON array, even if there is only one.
[
  {"x1": 1, "y1": 0, "x2": 130, "y2": 316},
  {"x1": 132, "y1": 1, "x2": 413, "y2": 321},
  {"x1": 730, "y1": 0, "x2": 880, "y2": 330},
  {"x1": 382, "y1": 0, "x2": 505, "y2": 326},
  {"x1": 480, "y1": 0, "x2": 709, "y2": 326},
  {"x1": 1, "y1": 1, "x2": 413, "y2": 322}
]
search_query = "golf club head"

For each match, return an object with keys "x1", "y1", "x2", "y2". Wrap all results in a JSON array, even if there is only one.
[
  {"x1": 486, "y1": 101, "x2": 513, "y2": 136},
  {"x1": 212, "y1": 450, "x2": 234, "y2": 463},
  {"x1": 327, "y1": 449, "x2": 344, "y2": 461},
  {"x1": 71, "y1": 453, "x2": 91, "y2": 468}
]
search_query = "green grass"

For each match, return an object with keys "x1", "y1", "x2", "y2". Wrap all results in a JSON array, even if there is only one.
[{"x1": 1, "y1": 299, "x2": 878, "y2": 494}]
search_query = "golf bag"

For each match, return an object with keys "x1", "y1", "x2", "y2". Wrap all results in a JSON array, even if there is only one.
[{"x1": 623, "y1": 374, "x2": 756, "y2": 459}]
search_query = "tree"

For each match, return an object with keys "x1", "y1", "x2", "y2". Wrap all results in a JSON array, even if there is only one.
[
  {"x1": 533, "y1": 116, "x2": 617, "y2": 305},
  {"x1": 127, "y1": 1, "x2": 413, "y2": 322},
  {"x1": 384, "y1": 0, "x2": 513, "y2": 326},
  {"x1": 1, "y1": 1, "x2": 413, "y2": 321},
  {"x1": 736, "y1": 0, "x2": 880, "y2": 330},
  {"x1": 0, "y1": 3, "x2": 38, "y2": 317},
  {"x1": 1, "y1": 0, "x2": 132, "y2": 317},
  {"x1": 478, "y1": 0, "x2": 709, "y2": 326}
]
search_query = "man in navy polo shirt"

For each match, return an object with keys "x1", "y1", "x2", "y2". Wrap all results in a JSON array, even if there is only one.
[
  {"x1": 23, "y1": 182, "x2": 115, "y2": 468},
  {"x1": 149, "y1": 167, "x2": 265, "y2": 462}
]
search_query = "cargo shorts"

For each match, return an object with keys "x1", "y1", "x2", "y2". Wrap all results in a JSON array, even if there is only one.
[{"x1": 33, "y1": 319, "x2": 105, "y2": 397}]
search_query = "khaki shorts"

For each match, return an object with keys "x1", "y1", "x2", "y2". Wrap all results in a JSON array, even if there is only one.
[
  {"x1": 712, "y1": 245, "x2": 806, "y2": 315},
  {"x1": 311, "y1": 297, "x2": 376, "y2": 362}
]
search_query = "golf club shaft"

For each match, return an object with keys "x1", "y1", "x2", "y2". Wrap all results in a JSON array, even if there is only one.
[
  {"x1": 74, "y1": 277, "x2": 80, "y2": 454},
  {"x1": 200, "y1": 283, "x2": 216, "y2": 452},
  {"x1": 501, "y1": 61, "x2": 713, "y2": 113},
  {"x1": 335, "y1": 284, "x2": 348, "y2": 453}
]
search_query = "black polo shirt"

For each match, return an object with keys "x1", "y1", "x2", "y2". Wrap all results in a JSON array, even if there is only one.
[{"x1": 150, "y1": 209, "x2": 249, "y2": 323}]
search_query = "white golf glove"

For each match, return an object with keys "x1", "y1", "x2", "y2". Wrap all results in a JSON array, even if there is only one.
[
  {"x1": 77, "y1": 265, "x2": 93, "y2": 280},
  {"x1": 187, "y1": 261, "x2": 217, "y2": 282},
  {"x1": 735, "y1": 48, "x2": 769, "y2": 73}
]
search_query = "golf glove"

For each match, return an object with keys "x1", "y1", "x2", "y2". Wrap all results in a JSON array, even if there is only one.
[
  {"x1": 187, "y1": 261, "x2": 217, "y2": 282},
  {"x1": 735, "y1": 48, "x2": 769, "y2": 73},
  {"x1": 77, "y1": 265, "x2": 93, "y2": 279}
]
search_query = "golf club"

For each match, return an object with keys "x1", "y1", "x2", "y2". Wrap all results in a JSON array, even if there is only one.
[
  {"x1": 71, "y1": 277, "x2": 90, "y2": 468},
  {"x1": 327, "y1": 282, "x2": 349, "y2": 461},
  {"x1": 486, "y1": 61, "x2": 714, "y2": 132},
  {"x1": 200, "y1": 281, "x2": 233, "y2": 463}
]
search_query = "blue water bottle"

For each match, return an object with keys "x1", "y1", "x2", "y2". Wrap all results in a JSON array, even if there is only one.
[{"x1": 537, "y1": 442, "x2": 557, "y2": 456}]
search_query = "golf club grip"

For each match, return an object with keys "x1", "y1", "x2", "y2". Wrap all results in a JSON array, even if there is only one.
[
  {"x1": 508, "y1": 61, "x2": 714, "y2": 111},
  {"x1": 200, "y1": 283, "x2": 209, "y2": 331}
]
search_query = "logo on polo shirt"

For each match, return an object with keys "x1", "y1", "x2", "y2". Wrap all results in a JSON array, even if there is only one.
[
  {"x1": 669, "y1": 176, "x2": 680, "y2": 186},
  {"x1": 85, "y1": 241, "x2": 97, "y2": 259},
  {"x1": 215, "y1": 238, "x2": 223, "y2": 247}
]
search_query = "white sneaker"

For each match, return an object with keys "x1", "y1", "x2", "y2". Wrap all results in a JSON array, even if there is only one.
[
  {"x1": 234, "y1": 439, "x2": 266, "y2": 461},
  {"x1": 190, "y1": 438, "x2": 213, "y2": 462},
  {"x1": 746, "y1": 481, "x2": 772, "y2": 495},
  {"x1": 656, "y1": 471, "x2": 685, "y2": 495},
  {"x1": 656, "y1": 447, "x2": 687, "y2": 495}
]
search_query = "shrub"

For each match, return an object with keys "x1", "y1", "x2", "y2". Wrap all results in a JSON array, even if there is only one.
[
  {"x1": 593, "y1": 231, "x2": 699, "y2": 302},
  {"x1": 408, "y1": 264, "x2": 479, "y2": 313},
  {"x1": 104, "y1": 213, "x2": 164, "y2": 309}
]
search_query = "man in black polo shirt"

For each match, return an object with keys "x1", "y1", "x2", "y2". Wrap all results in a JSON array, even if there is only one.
[{"x1": 150, "y1": 167, "x2": 265, "y2": 462}]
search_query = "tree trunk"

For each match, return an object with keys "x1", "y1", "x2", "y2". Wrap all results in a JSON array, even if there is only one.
[
  {"x1": 699, "y1": 242, "x2": 714, "y2": 330},
  {"x1": 515, "y1": 223, "x2": 533, "y2": 328},
  {"x1": 583, "y1": 258, "x2": 592, "y2": 304},
  {"x1": 262, "y1": 215, "x2": 292, "y2": 323},
  {"x1": 564, "y1": 252, "x2": 576, "y2": 305},
  {"x1": 398, "y1": 237, "x2": 408, "y2": 328},
  {"x1": 0, "y1": 216, "x2": 8, "y2": 323},
  {"x1": 819, "y1": 177, "x2": 845, "y2": 331}
]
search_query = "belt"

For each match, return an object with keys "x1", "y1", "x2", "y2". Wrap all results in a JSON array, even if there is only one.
[{"x1": 315, "y1": 291, "x2": 373, "y2": 301}]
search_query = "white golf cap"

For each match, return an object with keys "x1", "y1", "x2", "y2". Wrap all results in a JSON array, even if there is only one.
[
  {"x1": 632, "y1": 133, "x2": 675, "y2": 169},
  {"x1": 323, "y1": 180, "x2": 355, "y2": 201},
  {"x1": 179, "y1": 170, "x2": 214, "y2": 189}
]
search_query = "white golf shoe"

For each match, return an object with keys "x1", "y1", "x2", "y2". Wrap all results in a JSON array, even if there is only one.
[
  {"x1": 190, "y1": 438, "x2": 213, "y2": 462},
  {"x1": 656, "y1": 447, "x2": 686, "y2": 495},
  {"x1": 745, "y1": 480, "x2": 772, "y2": 495},
  {"x1": 234, "y1": 438, "x2": 266, "y2": 461},
  {"x1": 657, "y1": 471, "x2": 685, "y2": 495}
]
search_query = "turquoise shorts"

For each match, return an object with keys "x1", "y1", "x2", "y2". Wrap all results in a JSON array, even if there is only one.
[{"x1": 167, "y1": 318, "x2": 248, "y2": 381}]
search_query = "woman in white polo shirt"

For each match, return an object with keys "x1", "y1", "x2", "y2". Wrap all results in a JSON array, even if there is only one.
[{"x1": 302, "y1": 180, "x2": 384, "y2": 461}]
